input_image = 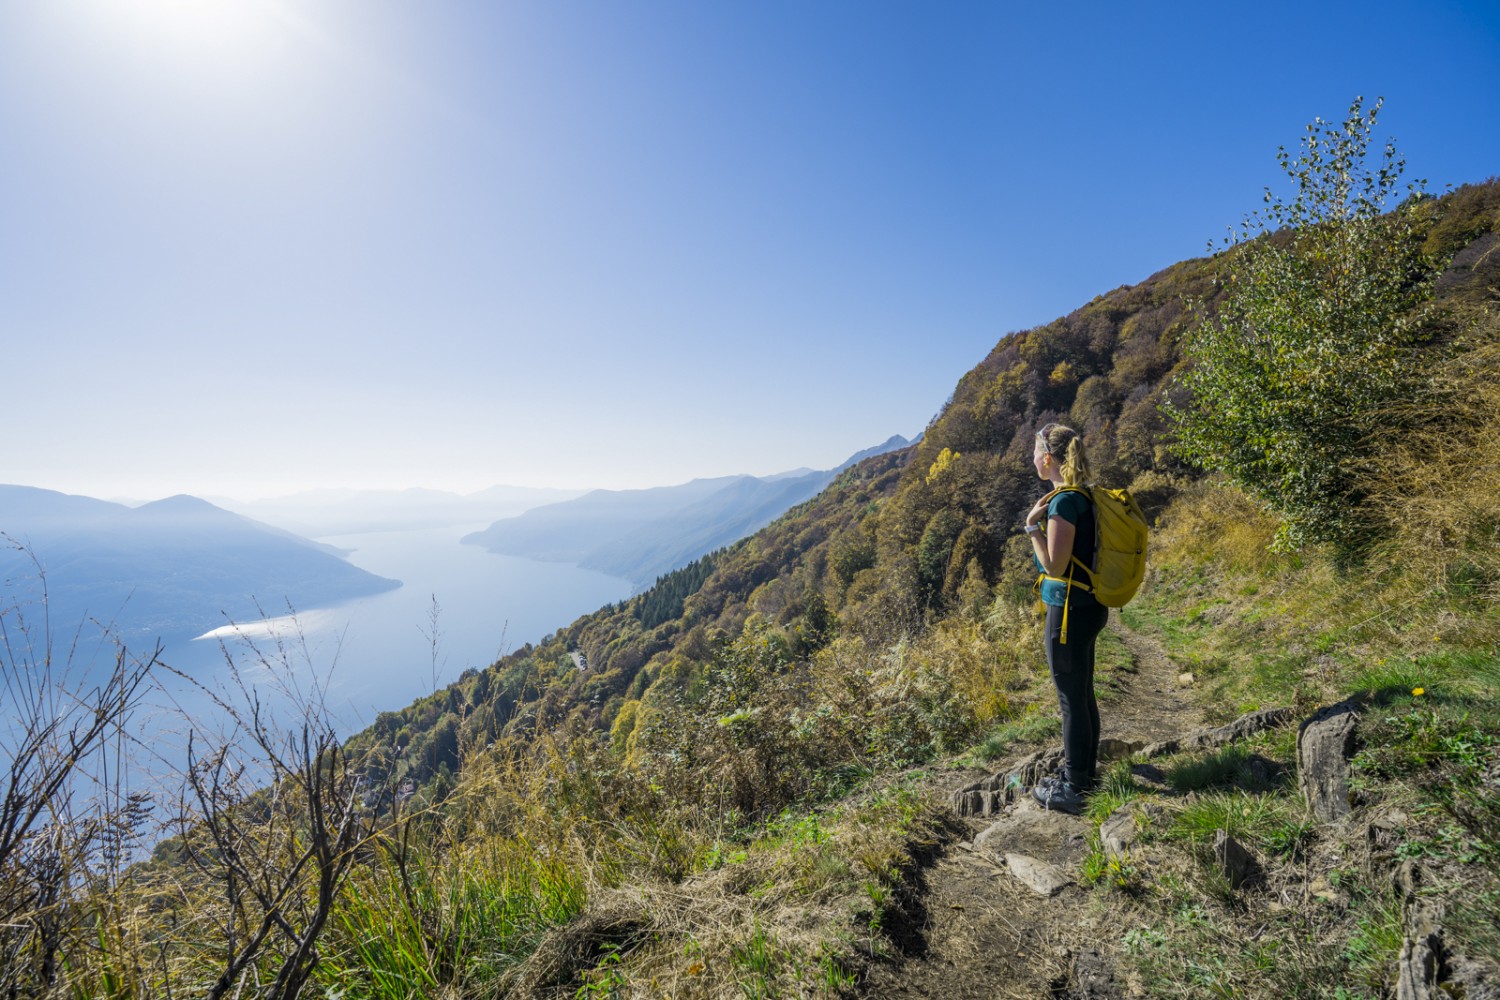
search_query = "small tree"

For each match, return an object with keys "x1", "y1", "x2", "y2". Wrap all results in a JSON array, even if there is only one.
[
  {"x1": 160, "y1": 616, "x2": 392, "y2": 1000},
  {"x1": 1169, "y1": 96, "x2": 1437, "y2": 551},
  {"x1": 0, "y1": 539, "x2": 159, "y2": 996}
]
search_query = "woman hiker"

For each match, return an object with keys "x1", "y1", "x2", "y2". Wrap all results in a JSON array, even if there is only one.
[{"x1": 1024, "y1": 422, "x2": 1108, "y2": 814}]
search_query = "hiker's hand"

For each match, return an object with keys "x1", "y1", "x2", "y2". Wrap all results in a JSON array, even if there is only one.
[{"x1": 1026, "y1": 497, "x2": 1050, "y2": 528}]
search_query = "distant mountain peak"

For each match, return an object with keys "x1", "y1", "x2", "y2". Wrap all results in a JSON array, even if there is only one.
[
  {"x1": 0, "y1": 485, "x2": 399, "y2": 642},
  {"x1": 834, "y1": 434, "x2": 912, "y2": 472},
  {"x1": 137, "y1": 494, "x2": 222, "y2": 513}
]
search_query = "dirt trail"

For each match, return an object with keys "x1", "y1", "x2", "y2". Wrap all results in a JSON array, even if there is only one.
[
  {"x1": 860, "y1": 618, "x2": 1203, "y2": 1000},
  {"x1": 1100, "y1": 620, "x2": 1201, "y2": 748}
]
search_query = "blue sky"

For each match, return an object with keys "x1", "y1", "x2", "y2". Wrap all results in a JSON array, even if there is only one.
[{"x1": 3, "y1": 1, "x2": 1497, "y2": 500}]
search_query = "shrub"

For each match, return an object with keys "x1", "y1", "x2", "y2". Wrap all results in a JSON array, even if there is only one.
[{"x1": 1169, "y1": 96, "x2": 1439, "y2": 553}]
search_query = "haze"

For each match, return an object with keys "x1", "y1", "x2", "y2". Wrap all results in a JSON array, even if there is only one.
[{"x1": 3, "y1": 1, "x2": 1497, "y2": 501}]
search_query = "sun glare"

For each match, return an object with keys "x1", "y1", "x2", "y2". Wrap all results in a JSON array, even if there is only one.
[
  {"x1": 76, "y1": 0, "x2": 296, "y2": 73},
  {"x1": 110, "y1": 0, "x2": 271, "y2": 45}
]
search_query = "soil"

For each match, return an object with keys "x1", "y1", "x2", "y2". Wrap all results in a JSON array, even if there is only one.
[{"x1": 859, "y1": 617, "x2": 1203, "y2": 999}]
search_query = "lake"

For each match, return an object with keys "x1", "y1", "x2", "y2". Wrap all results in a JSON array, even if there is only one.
[{"x1": 130, "y1": 524, "x2": 633, "y2": 780}]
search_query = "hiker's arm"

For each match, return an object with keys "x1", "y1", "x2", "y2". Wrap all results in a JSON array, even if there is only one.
[{"x1": 1032, "y1": 515, "x2": 1076, "y2": 577}]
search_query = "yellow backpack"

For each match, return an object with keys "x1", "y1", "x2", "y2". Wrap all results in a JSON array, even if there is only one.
[{"x1": 1036, "y1": 484, "x2": 1149, "y2": 642}]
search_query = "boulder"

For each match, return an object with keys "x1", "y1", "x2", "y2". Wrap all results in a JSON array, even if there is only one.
[
  {"x1": 1297, "y1": 700, "x2": 1360, "y2": 822},
  {"x1": 974, "y1": 797, "x2": 1089, "y2": 868},
  {"x1": 1004, "y1": 853, "x2": 1071, "y2": 897}
]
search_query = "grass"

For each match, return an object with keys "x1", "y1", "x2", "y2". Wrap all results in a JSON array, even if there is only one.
[
  {"x1": 1087, "y1": 480, "x2": 1500, "y2": 998},
  {"x1": 1165, "y1": 791, "x2": 1292, "y2": 848},
  {"x1": 1086, "y1": 759, "x2": 1148, "y2": 822},
  {"x1": 1164, "y1": 745, "x2": 1284, "y2": 794},
  {"x1": 533, "y1": 776, "x2": 945, "y2": 997},
  {"x1": 321, "y1": 836, "x2": 589, "y2": 998},
  {"x1": 1341, "y1": 896, "x2": 1406, "y2": 994},
  {"x1": 968, "y1": 710, "x2": 1061, "y2": 764}
]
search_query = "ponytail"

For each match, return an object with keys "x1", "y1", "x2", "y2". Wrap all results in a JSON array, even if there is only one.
[{"x1": 1039, "y1": 423, "x2": 1092, "y2": 487}]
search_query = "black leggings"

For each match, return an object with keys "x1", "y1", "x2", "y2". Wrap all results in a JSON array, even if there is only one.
[{"x1": 1045, "y1": 600, "x2": 1109, "y2": 790}]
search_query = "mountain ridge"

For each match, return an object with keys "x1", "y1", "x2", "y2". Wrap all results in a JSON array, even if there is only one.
[
  {"x1": 213, "y1": 483, "x2": 588, "y2": 537},
  {"x1": 0, "y1": 484, "x2": 400, "y2": 646},
  {"x1": 461, "y1": 434, "x2": 912, "y2": 587}
]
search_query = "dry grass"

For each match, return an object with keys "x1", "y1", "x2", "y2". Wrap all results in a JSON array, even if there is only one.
[
  {"x1": 486, "y1": 775, "x2": 948, "y2": 999},
  {"x1": 1147, "y1": 478, "x2": 1283, "y2": 577},
  {"x1": 1140, "y1": 310, "x2": 1500, "y2": 664},
  {"x1": 1363, "y1": 313, "x2": 1500, "y2": 643}
]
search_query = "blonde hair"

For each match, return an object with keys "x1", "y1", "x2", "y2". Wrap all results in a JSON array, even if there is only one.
[{"x1": 1038, "y1": 423, "x2": 1092, "y2": 487}]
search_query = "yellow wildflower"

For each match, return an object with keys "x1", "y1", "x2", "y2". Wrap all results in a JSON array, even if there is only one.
[{"x1": 1412, "y1": 687, "x2": 1425, "y2": 697}]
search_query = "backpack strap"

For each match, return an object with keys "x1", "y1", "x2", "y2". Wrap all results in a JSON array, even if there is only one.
[{"x1": 1034, "y1": 486, "x2": 1096, "y2": 643}]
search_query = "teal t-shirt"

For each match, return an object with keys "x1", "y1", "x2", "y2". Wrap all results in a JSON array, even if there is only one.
[{"x1": 1034, "y1": 489, "x2": 1099, "y2": 607}]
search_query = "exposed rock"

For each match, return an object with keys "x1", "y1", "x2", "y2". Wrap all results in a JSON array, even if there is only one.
[
  {"x1": 1140, "y1": 737, "x2": 1180, "y2": 757},
  {"x1": 1212, "y1": 829, "x2": 1261, "y2": 889},
  {"x1": 974, "y1": 798, "x2": 1089, "y2": 868},
  {"x1": 1140, "y1": 706, "x2": 1295, "y2": 759},
  {"x1": 1097, "y1": 737, "x2": 1143, "y2": 761},
  {"x1": 1397, "y1": 899, "x2": 1447, "y2": 1000},
  {"x1": 951, "y1": 747, "x2": 1065, "y2": 818},
  {"x1": 951, "y1": 788, "x2": 1003, "y2": 818},
  {"x1": 1366, "y1": 808, "x2": 1410, "y2": 860},
  {"x1": 1099, "y1": 808, "x2": 1138, "y2": 862},
  {"x1": 1447, "y1": 954, "x2": 1500, "y2": 1000},
  {"x1": 1004, "y1": 853, "x2": 1072, "y2": 896},
  {"x1": 1008, "y1": 747, "x2": 1066, "y2": 789},
  {"x1": 1297, "y1": 700, "x2": 1361, "y2": 822},
  {"x1": 1096, "y1": 802, "x2": 1164, "y2": 863},
  {"x1": 1130, "y1": 762, "x2": 1171, "y2": 789},
  {"x1": 1392, "y1": 929, "x2": 1440, "y2": 1000},
  {"x1": 1394, "y1": 859, "x2": 1424, "y2": 902},
  {"x1": 1071, "y1": 947, "x2": 1122, "y2": 998},
  {"x1": 1183, "y1": 707, "x2": 1296, "y2": 751}
]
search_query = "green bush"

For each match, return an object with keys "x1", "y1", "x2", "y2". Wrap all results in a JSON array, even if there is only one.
[{"x1": 1170, "y1": 97, "x2": 1439, "y2": 553}]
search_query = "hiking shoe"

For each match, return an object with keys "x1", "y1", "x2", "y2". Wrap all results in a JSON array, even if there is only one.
[{"x1": 1032, "y1": 778, "x2": 1086, "y2": 814}]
